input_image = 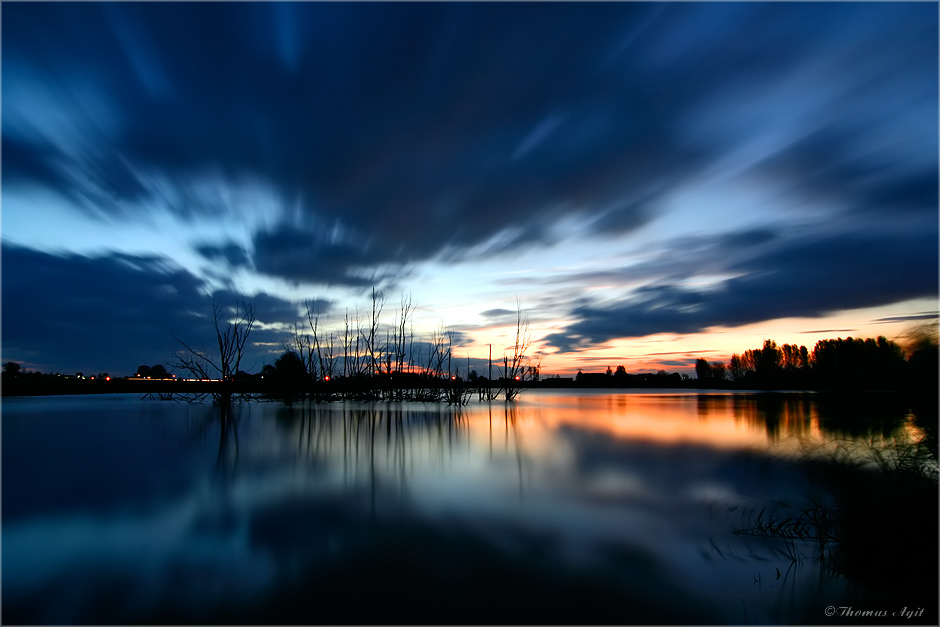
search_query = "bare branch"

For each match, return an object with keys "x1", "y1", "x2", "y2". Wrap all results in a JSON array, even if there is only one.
[{"x1": 169, "y1": 298, "x2": 255, "y2": 404}]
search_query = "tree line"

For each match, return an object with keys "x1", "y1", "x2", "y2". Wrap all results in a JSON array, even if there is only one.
[
  {"x1": 5, "y1": 295, "x2": 935, "y2": 400},
  {"x1": 575, "y1": 366, "x2": 685, "y2": 388},
  {"x1": 694, "y1": 332, "x2": 937, "y2": 392}
]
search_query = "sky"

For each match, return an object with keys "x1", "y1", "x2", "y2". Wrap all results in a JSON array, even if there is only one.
[{"x1": 2, "y1": 2, "x2": 938, "y2": 378}]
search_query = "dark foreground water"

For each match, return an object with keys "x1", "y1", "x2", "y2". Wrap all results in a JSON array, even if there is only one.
[{"x1": 2, "y1": 390, "x2": 936, "y2": 624}]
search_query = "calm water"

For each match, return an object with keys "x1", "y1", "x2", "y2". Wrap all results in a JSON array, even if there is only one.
[{"x1": 1, "y1": 390, "x2": 930, "y2": 624}]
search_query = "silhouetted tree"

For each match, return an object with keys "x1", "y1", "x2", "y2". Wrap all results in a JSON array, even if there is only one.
[
  {"x1": 266, "y1": 350, "x2": 309, "y2": 404},
  {"x1": 498, "y1": 302, "x2": 533, "y2": 401},
  {"x1": 696, "y1": 359, "x2": 727, "y2": 385},
  {"x1": 136, "y1": 364, "x2": 171, "y2": 379},
  {"x1": 722, "y1": 333, "x2": 928, "y2": 391},
  {"x1": 288, "y1": 320, "x2": 314, "y2": 379},
  {"x1": 364, "y1": 286, "x2": 386, "y2": 377},
  {"x1": 307, "y1": 299, "x2": 336, "y2": 381},
  {"x1": 710, "y1": 362, "x2": 726, "y2": 381},
  {"x1": 695, "y1": 358, "x2": 710, "y2": 381},
  {"x1": 170, "y1": 299, "x2": 256, "y2": 404},
  {"x1": 812, "y1": 336, "x2": 906, "y2": 390},
  {"x1": 728, "y1": 354, "x2": 747, "y2": 382},
  {"x1": 906, "y1": 322, "x2": 939, "y2": 394},
  {"x1": 392, "y1": 294, "x2": 414, "y2": 376},
  {"x1": 274, "y1": 351, "x2": 307, "y2": 382},
  {"x1": 756, "y1": 339, "x2": 781, "y2": 377}
]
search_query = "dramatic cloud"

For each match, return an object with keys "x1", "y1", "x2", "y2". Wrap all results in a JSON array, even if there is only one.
[
  {"x1": 3, "y1": 2, "x2": 936, "y2": 372},
  {"x1": 5, "y1": 3, "x2": 934, "y2": 277},
  {"x1": 748, "y1": 126, "x2": 938, "y2": 217},
  {"x1": 544, "y1": 226, "x2": 939, "y2": 352},
  {"x1": 1, "y1": 244, "x2": 301, "y2": 374},
  {"x1": 249, "y1": 224, "x2": 411, "y2": 288},
  {"x1": 194, "y1": 243, "x2": 252, "y2": 270}
]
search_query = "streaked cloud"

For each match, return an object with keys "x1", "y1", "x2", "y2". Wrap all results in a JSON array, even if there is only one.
[{"x1": 2, "y1": 2, "x2": 936, "y2": 374}]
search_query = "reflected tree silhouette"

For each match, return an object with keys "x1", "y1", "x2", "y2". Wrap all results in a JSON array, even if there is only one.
[
  {"x1": 180, "y1": 402, "x2": 242, "y2": 481},
  {"x1": 814, "y1": 393, "x2": 910, "y2": 439},
  {"x1": 505, "y1": 403, "x2": 526, "y2": 500},
  {"x1": 722, "y1": 391, "x2": 916, "y2": 443},
  {"x1": 267, "y1": 401, "x2": 481, "y2": 517},
  {"x1": 215, "y1": 402, "x2": 240, "y2": 474}
]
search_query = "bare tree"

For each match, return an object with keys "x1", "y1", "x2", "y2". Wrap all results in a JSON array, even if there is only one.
[
  {"x1": 303, "y1": 298, "x2": 336, "y2": 381},
  {"x1": 498, "y1": 301, "x2": 533, "y2": 401},
  {"x1": 342, "y1": 309, "x2": 353, "y2": 378},
  {"x1": 353, "y1": 307, "x2": 364, "y2": 376},
  {"x1": 394, "y1": 294, "x2": 413, "y2": 375},
  {"x1": 321, "y1": 330, "x2": 336, "y2": 380},
  {"x1": 170, "y1": 299, "x2": 256, "y2": 405},
  {"x1": 425, "y1": 323, "x2": 451, "y2": 380},
  {"x1": 362, "y1": 286, "x2": 386, "y2": 376},
  {"x1": 341, "y1": 307, "x2": 367, "y2": 378},
  {"x1": 288, "y1": 322, "x2": 315, "y2": 379}
]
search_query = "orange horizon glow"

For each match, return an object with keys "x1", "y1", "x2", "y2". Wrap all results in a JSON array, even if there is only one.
[{"x1": 450, "y1": 298, "x2": 936, "y2": 378}]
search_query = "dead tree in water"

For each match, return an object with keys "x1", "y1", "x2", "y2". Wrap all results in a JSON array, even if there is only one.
[
  {"x1": 342, "y1": 309, "x2": 353, "y2": 378},
  {"x1": 170, "y1": 300, "x2": 255, "y2": 405},
  {"x1": 363, "y1": 287, "x2": 386, "y2": 377},
  {"x1": 297, "y1": 299, "x2": 336, "y2": 382},
  {"x1": 288, "y1": 322, "x2": 315, "y2": 379},
  {"x1": 393, "y1": 294, "x2": 413, "y2": 375},
  {"x1": 498, "y1": 302, "x2": 533, "y2": 401}
]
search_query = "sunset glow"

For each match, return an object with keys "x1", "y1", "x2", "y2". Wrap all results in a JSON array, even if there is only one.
[{"x1": 2, "y1": 2, "x2": 936, "y2": 377}]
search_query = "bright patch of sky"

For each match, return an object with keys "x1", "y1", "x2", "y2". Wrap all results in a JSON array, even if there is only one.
[{"x1": 2, "y1": 2, "x2": 935, "y2": 376}]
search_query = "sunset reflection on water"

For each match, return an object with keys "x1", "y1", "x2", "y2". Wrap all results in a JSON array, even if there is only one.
[{"x1": 2, "y1": 390, "x2": 930, "y2": 624}]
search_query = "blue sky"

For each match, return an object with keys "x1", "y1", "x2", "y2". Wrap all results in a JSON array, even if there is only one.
[{"x1": 2, "y1": 2, "x2": 937, "y2": 377}]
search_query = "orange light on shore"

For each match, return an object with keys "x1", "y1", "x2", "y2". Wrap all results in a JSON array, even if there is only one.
[
  {"x1": 105, "y1": 376, "x2": 110, "y2": 381},
  {"x1": 324, "y1": 375, "x2": 330, "y2": 381}
]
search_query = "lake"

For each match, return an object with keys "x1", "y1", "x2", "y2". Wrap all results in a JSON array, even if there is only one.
[{"x1": 2, "y1": 389, "x2": 936, "y2": 624}]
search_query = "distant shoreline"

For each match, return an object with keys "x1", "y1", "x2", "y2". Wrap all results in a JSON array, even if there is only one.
[{"x1": 2, "y1": 377, "x2": 932, "y2": 399}]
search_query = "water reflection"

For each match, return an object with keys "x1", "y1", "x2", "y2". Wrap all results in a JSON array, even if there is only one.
[
  {"x1": 264, "y1": 402, "x2": 528, "y2": 508},
  {"x1": 2, "y1": 391, "x2": 933, "y2": 624}
]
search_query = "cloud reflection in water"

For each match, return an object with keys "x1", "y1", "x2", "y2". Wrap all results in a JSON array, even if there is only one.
[{"x1": 5, "y1": 391, "x2": 917, "y2": 623}]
